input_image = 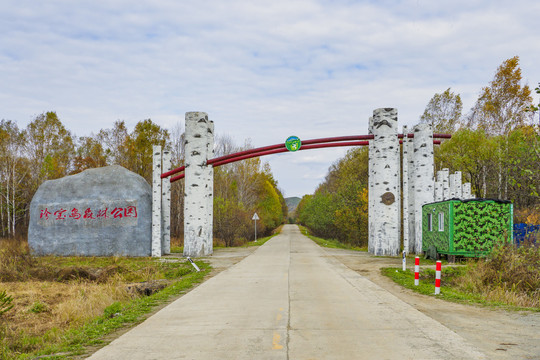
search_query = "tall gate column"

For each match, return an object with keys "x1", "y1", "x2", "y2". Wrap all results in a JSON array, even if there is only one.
[
  {"x1": 411, "y1": 123, "x2": 434, "y2": 254},
  {"x1": 184, "y1": 112, "x2": 214, "y2": 257},
  {"x1": 368, "y1": 108, "x2": 400, "y2": 256}
]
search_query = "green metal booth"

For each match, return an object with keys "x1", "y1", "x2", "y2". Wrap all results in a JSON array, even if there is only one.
[{"x1": 422, "y1": 199, "x2": 513, "y2": 258}]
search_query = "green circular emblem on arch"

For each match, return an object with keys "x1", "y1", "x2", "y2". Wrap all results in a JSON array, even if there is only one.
[{"x1": 285, "y1": 136, "x2": 301, "y2": 152}]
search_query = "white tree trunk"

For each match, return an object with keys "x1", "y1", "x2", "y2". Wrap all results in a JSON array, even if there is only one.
[
  {"x1": 440, "y1": 168, "x2": 450, "y2": 200},
  {"x1": 6, "y1": 165, "x2": 10, "y2": 237},
  {"x1": 184, "y1": 112, "x2": 213, "y2": 258},
  {"x1": 368, "y1": 117, "x2": 374, "y2": 254},
  {"x1": 402, "y1": 125, "x2": 410, "y2": 254},
  {"x1": 462, "y1": 183, "x2": 472, "y2": 199},
  {"x1": 161, "y1": 150, "x2": 171, "y2": 255},
  {"x1": 412, "y1": 123, "x2": 434, "y2": 254},
  {"x1": 449, "y1": 173, "x2": 457, "y2": 199},
  {"x1": 205, "y1": 121, "x2": 215, "y2": 255},
  {"x1": 454, "y1": 171, "x2": 462, "y2": 199},
  {"x1": 368, "y1": 108, "x2": 400, "y2": 256},
  {"x1": 152, "y1": 145, "x2": 162, "y2": 257},
  {"x1": 11, "y1": 164, "x2": 15, "y2": 236},
  {"x1": 0, "y1": 188, "x2": 4, "y2": 237},
  {"x1": 434, "y1": 172, "x2": 443, "y2": 201}
]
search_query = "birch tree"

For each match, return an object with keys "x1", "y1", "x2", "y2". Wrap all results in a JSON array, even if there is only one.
[
  {"x1": 466, "y1": 56, "x2": 533, "y2": 199},
  {"x1": 0, "y1": 120, "x2": 27, "y2": 236},
  {"x1": 420, "y1": 88, "x2": 463, "y2": 134}
]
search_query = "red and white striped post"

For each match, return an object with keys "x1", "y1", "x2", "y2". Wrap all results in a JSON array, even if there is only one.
[
  {"x1": 414, "y1": 257, "x2": 420, "y2": 286},
  {"x1": 435, "y1": 261, "x2": 442, "y2": 295}
]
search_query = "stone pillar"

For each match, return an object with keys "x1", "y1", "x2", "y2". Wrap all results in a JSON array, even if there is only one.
[
  {"x1": 402, "y1": 126, "x2": 415, "y2": 254},
  {"x1": 434, "y1": 177, "x2": 443, "y2": 202},
  {"x1": 152, "y1": 145, "x2": 162, "y2": 257},
  {"x1": 412, "y1": 124, "x2": 434, "y2": 254},
  {"x1": 454, "y1": 171, "x2": 462, "y2": 199},
  {"x1": 462, "y1": 182, "x2": 472, "y2": 199},
  {"x1": 184, "y1": 112, "x2": 213, "y2": 257},
  {"x1": 448, "y1": 173, "x2": 456, "y2": 199},
  {"x1": 368, "y1": 117, "x2": 375, "y2": 254},
  {"x1": 368, "y1": 108, "x2": 400, "y2": 256},
  {"x1": 402, "y1": 126, "x2": 410, "y2": 254},
  {"x1": 440, "y1": 168, "x2": 450, "y2": 200},
  {"x1": 205, "y1": 121, "x2": 215, "y2": 255},
  {"x1": 161, "y1": 150, "x2": 171, "y2": 255}
]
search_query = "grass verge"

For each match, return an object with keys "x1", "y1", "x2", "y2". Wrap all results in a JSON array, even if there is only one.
[
  {"x1": 298, "y1": 225, "x2": 367, "y2": 251},
  {"x1": 53, "y1": 262, "x2": 209, "y2": 359},
  {"x1": 0, "y1": 238, "x2": 210, "y2": 360},
  {"x1": 381, "y1": 266, "x2": 540, "y2": 312}
]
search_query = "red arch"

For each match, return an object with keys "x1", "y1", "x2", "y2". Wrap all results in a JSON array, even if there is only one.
[{"x1": 162, "y1": 133, "x2": 450, "y2": 183}]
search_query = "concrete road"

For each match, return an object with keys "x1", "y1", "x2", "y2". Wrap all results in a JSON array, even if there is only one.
[{"x1": 88, "y1": 225, "x2": 486, "y2": 360}]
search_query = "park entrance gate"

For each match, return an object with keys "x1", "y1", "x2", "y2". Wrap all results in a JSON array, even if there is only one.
[{"x1": 153, "y1": 109, "x2": 471, "y2": 258}]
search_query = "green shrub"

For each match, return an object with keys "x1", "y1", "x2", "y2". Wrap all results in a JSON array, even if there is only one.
[
  {"x1": 28, "y1": 301, "x2": 48, "y2": 314},
  {"x1": 103, "y1": 301, "x2": 123, "y2": 318},
  {"x1": 0, "y1": 290, "x2": 14, "y2": 316}
]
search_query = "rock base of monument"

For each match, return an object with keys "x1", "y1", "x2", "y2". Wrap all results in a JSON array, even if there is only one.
[{"x1": 28, "y1": 166, "x2": 152, "y2": 257}]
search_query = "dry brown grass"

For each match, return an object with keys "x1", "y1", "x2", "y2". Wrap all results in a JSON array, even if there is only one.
[
  {"x1": 453, "y1": 243, "x2": 540, "y2": 308},
  {"x1": 1, "y1": 280, "x2": 133, "y2": 336},
  {"x1": 0, "y1": 236, "x2": 187, "y2": 357}
]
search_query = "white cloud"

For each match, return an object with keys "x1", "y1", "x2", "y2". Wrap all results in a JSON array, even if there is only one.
[{"x1": 1, "y1": 0, "x2": 539, "y2": 196}]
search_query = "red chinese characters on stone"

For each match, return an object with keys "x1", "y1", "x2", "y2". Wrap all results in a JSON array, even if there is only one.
[
  {"x1": 54, "y1": 209, "x2": 67, "y2": 220},
  {"x1": 40, "y1": 208, "x2": 52, "y2": 220},
  {"x1": 69, "y1": 208, "x2": 82, "y2": 220},
  {"x1": 83, "y1": 208, "x2": 95, "y2": 219},
  {"x1": 124, "y1": 206, "x2": 137, "y2": 218},
  {"x1": 42, "y1": 206, "x2": 137, "y2": 221},
  {"x1": 110, "y1": 208, "x2": 124, "y2": 218}
]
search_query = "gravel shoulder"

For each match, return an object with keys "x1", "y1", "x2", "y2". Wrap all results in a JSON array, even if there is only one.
[{"x1": 320, "y1": 248, "x2": 540, "y2": 360}]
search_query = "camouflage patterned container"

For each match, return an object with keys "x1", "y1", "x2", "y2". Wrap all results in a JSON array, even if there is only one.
[{"x1": 422, "y1": 199, "x2": 513, "y2": 257}]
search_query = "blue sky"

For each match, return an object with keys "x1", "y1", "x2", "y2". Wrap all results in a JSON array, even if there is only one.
[{"x1": 1, "y1": 0, "x2": 539, "y2": 198}]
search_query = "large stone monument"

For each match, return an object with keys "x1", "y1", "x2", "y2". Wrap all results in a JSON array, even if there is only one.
[{"x1": 28, "y1": 165, "x2": 152, "y2": 257}]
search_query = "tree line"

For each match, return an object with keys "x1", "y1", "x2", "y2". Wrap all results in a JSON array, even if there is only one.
[
  {"x1": 0, "y1": 115, "x2": 287, "y2": 242},
  {"x1": 297, "y1": 56, "x2": 540, "y2": 246}
]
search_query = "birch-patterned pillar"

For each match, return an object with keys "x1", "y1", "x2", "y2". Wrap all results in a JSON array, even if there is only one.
[
  {"x1": 449, "y1": 173, "x2": 457, "y2": 199},
  {"x1": 184, "y1": 112, "x2": 213, "y2": 258},
  {"x1": 204, "y1": 121, "x2": 215, "y2": 255},
  {"x1": 368, "y1": 108, "x2": 400, "y2": 256},
  {"x1": 161, "y1": 150, "x2": 171, "y2": 255},
  {"x1": 151, "y1": 145, "x2": 162, "y2": 257},
  {"x1": 462, "y1": 182, "x2": 472, "y2": 199},
  {"x1": 454, "y1": 171, "x2": 462, "y2": 199},
  {"x1": 367, "y1": 116, "x2": 375, "y2": 254},
  {"x1": 440, "y1": 168, "x2": 450, "y2": 200},
  {"x1": 434, "y1": 175, "x2": 443, "y2": 202},
  {"x1": 412, "y1": 124, "x2": 434, "y2": 254},
  {"x1": 402, "y1": 126, "x2": 410, "y2": 254}
]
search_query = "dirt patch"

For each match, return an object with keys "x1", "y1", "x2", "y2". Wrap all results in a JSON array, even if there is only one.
[
  {"x1": 322, "y1": 248, "x2": 540, "y2": 360},
  {"x1": 55, "y1": 265, "x2": 124, "y2": 283},
  {"x1": 126, "y1": 280, "x2": 170, "y2": 296}
]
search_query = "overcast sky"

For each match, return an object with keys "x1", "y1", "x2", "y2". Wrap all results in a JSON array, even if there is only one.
[{"x1": 2, "y1": 0, "x2": 539, "y2": 198}]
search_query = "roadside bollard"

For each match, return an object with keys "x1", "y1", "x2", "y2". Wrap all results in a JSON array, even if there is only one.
[
  {"x1": 414, "y1": 257, "x2": 420, "y2": 286},
  {"x1": 435, "y1": 261, "x2": 442, "y2": 295},
  {"x1": 402, "y1": 251, "x2": 406, "y2": 271}
]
